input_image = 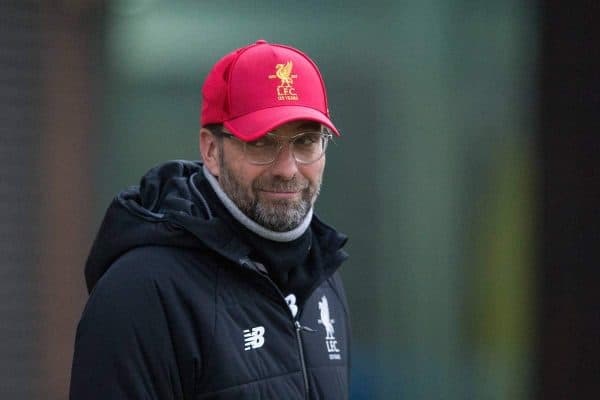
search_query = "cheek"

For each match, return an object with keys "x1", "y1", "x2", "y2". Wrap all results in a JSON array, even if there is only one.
[
  {"x1": 300, "y1": 159, "x2": 325, "y2": 185},
  {"x1": 221, "y1": 147, "x2": 263, "y2": 188},
  {"x1": 232, "y1": 164, "x2": 265, "y2": 192}
]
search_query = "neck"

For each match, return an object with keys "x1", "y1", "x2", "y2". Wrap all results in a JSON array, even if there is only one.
[{"x1": 202, "y1": 165, "x2": 313, "y2": 242}]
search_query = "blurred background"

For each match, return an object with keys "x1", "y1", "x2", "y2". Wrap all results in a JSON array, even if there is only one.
[{"x1": 1, "y1": 0, "x2": 598, "y2": 399}]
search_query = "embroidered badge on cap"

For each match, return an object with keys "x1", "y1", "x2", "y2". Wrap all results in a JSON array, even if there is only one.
[{"x1": 268, "y1": 61, "x2": 299, "y2": 101}]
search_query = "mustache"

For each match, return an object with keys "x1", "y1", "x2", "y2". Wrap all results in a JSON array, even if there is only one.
[{"x1": 253, "y1": 177, "x2": 309, "y2": 192}]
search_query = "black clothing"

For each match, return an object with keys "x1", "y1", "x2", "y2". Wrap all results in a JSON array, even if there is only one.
[
  {"x1": 70, "y1": 160, "x2": 350, "y2": 400},
  {"x1": 193, "y1": 173, "x2": 324, "y2": 306}
]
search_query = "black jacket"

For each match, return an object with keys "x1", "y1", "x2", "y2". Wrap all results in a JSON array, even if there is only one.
[{"x1": 70, "y1": 161, "x2": 350, "y2": 399}]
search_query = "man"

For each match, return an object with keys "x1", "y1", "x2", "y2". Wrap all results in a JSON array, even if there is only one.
[{"x1": 70, "y1": 40, "x2": 350, "y2": 399}]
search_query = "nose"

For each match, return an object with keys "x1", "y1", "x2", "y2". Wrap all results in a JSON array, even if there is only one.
[{"x1": 268, "y1": 142, "x2": 298, "y2": 180}]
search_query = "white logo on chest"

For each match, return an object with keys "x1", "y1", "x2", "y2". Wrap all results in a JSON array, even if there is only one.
[
  {"x1": 243, "y1": 326, "x2": 265, "y2": 351},
  {"x1": 317, "y1": 296, "x2": 341, "y2": 360},
  {"x1": 285, "y1": 293, "x2": 298, "y2": 317}
]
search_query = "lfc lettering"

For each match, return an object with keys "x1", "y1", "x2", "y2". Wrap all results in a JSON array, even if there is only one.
[
  {"x1": 277, "y1": 85, "x2": 298, "y2": 100},
  {"x1": 326, "y1": 339, "x2": 340, "y2": 353}
]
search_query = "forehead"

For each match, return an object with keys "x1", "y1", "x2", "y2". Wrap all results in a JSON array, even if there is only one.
[{"x1": 270, "y1": 120, "x2": 322, "y2": 136}]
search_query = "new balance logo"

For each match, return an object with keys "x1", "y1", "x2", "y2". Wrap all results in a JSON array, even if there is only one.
[
  {"x1": 243, "y1": 326, "x2": 265, "y2": 351},
  {"x1": 285, "y1": 293, "x2": 298, "y2": 317}
]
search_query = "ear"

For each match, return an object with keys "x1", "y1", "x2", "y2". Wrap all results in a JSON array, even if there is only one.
[{"x1": 199, "y1": 128, "x2": 220, "y2": 177}]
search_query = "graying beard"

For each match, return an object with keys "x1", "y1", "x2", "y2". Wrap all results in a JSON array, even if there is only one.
[
  {"x1": 253, "y1": 199, "x2": 309, "y2": 232},
  {"x1": 218, "y1": 151, "x2": 315, "y2": 232}
]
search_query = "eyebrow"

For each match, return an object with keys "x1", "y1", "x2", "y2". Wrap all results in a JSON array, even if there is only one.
[
  {"x1": 222, "y1": 122, "x2": 321, "y2": 136},
  {"x1": 289, "y1": 122, "x2": 322, "y2": 132}
]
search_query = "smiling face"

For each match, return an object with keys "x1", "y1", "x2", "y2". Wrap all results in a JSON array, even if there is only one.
[{"x1": 200, "y1": 120, "x2": 326, "y2": 232}]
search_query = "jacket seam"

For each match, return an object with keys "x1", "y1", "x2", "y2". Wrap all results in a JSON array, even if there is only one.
[
  {"x1": 197, "y1": 258, "x2": 220, "y2": 394},
  {"x1": 326, "y1": 275, "x2": 350, "y2": 321},
  {"x1": 197, "y1": 370, "x2": 303, "y2": 397},
  {"x1": 152, "y1": 281, "x2": 182, "y2": 397}
]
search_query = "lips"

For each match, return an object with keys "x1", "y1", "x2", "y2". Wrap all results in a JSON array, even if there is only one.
[
  {"x1": 254, "y1": 178, "x2": 309, "y2": 199},
  {"x1": 259, "y1": 190, "x2": 301, "y2": 199},
  {"x1": 256, "y1": 184, "x2": 307, "y2": 193}
]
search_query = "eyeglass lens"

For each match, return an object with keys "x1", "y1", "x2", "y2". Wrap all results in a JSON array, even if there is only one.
[{"x1": 244, "y1": 132, "x2": 328, "y2": 164}]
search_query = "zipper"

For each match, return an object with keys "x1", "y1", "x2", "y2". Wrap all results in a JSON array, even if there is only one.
[
  {"x1": 295, "y1": 321, "x2": 314, "y2": 399},
  {"x1": 240, "y1": 258, "x2": 314, "y2": 398}
]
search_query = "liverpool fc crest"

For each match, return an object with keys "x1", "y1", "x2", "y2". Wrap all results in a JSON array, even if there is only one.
[
  {"x1": 318, "y1": 295, "x2": 341, "y2": 360},
  {"x1": 268, "y1": 61, "x2": 299, "y2": 101}
]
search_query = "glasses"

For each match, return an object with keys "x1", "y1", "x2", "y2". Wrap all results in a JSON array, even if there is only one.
[{"x1": 221, "y1": 130, "x2": 333, "y2": 165}]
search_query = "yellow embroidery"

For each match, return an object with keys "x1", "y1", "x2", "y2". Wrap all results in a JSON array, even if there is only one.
[{"x1": 268, "y1": 61, "x2": 299, "y2": 101}]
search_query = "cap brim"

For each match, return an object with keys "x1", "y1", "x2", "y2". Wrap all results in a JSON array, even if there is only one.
[{"x1": 223, "y1": 106, "x2": 340, "y2": 142}]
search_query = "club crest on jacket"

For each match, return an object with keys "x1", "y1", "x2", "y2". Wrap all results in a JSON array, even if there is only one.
[{"x1": 318, "y1": 296, "x2": 341, "y2": 360}]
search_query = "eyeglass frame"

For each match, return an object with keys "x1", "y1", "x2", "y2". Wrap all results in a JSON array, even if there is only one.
[{"x1": 213, "y1": 127, "x2": 334, "y2": 165}]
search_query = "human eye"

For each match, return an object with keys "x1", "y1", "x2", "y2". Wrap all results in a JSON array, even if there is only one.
[
  {"x1": 248, "y1": 135, "x2": 277, "y2": 149},
  {"x1": 247, "y1": 139, "x2": 265, "y2": 148},
  {"x1": 295, "y1": 132, "x2": 321, "y2": 146}
]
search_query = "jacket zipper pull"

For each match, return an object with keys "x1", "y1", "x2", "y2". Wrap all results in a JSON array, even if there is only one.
[{"x1": 295, "y1": 321, "x2": 315, "y2": 333}]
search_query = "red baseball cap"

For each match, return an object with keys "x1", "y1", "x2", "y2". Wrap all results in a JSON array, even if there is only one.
[{"x1": 201, "y1": 40, "x2": 340, "y2": 141}]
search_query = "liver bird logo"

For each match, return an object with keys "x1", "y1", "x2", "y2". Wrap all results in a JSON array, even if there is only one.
[
  {"x1": 268, "y1": 61, "x2": 299, "y2": 100},
  {"x1": 275, "y1": 61, "x2": 295, "y2": 87},
  {"x1": 318, "y1": 295, "x2": 335, "y2": 339}
]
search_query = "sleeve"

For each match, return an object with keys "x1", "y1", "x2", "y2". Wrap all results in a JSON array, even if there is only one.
[{"x1": 69, "y1": 252, "x2": 185, "y2": 400}]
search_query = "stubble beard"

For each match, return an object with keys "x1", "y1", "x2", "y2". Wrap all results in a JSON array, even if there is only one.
[{"x1": 218, "y1": 155, "x2": 321, "y2": 232}]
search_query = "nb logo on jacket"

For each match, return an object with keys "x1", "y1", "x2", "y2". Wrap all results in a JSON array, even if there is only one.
[{"x1": 243, "y1": 326, "x2": 265, "y2": 351}]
